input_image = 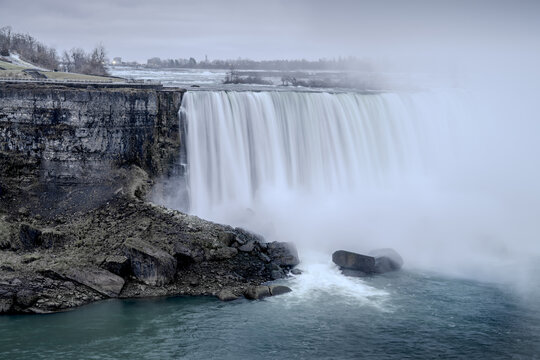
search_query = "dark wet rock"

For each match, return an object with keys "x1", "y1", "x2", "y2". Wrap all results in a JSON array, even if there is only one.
[
  {"x1": 207, "y1": 247, "x2": 238, "y2": 261},
  {"x1": 340, "y1": 269, "x2": 368, "y2": 277},
  {"x1": 217, "y1": 288, "x2": 240, "y2": 301},
  {"x1": 235, "y1": 227, "x2": 265, "y2": 245},
  {"x1": 271, "y1": 270, "x2": 284, "y2": 280},
  {"x1": 269, "y1": 285, "x2": 292, "y2": 296},
  {"x1": 0, "y1": 294, "x2": 14, "y2": 313},
  {"x1": 218, "y1": 231, "x2": 236, "y2": 246},
  {"x1": 244, "y1": 285, "x2": 271, "y2": 300},
  {"x1": 19, "y1": 223, "x2": 42, "y2": 249},
  {"x1": 267, "y1": 242, "x2": 299, "y2": 267},
  {"x1": 15, "y1": 289, "x2": 38, "y2": 308},
  {"x1": 41, "y1": 229, "x2": 72, "y2": 249},
  {"x1": 173, "y1": 242, "x2": 204, "y2": 265},
  {"x1": 333, "y1": 249, "x2": 403, "y2": 275},
  {"x1": 123, "y1": 238, "x2": 177, "y2": 286},
  {"x1": 102, "y1": 255, "x2": 130, "y2": 277},
  {"x1": 57, "y1": 267, "x2": 125, "y2": 297},
  {"x1": 258, "y1": 252, "x2": 271, "y2": 263},
  {"x1": 332, "y1": 250, "x2": 376, "y2": 273},
  {"x1": 238, "y1": 240, "x2": 256, "y2": 253},
  {"x1": 290, "y1": 268, "x2": 302, "y2": 275}
]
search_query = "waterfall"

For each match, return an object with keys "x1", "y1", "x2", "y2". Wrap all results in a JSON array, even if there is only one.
[
  {"x1": 181, "y1": 90, "x2": 458, "y2": 216},
  {"x1": 158, "y1": 88, "x2": 540, "y2": 286}
]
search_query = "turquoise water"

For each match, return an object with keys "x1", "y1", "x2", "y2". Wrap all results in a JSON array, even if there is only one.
[{"x1": 1, "y1": 270, "x2": 539, "y2": 359}]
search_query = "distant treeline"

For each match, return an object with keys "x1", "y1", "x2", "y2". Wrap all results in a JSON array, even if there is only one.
[
  {"x1": 0, "y1": 26, "x2": 108, "y2": 76},
  {"x1": 145, "y1": 56, "x2": 374, "y2": 71}
]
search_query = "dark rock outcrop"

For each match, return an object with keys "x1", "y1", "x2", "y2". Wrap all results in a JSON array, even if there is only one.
[
  {"x1": 244, "y1": 285, "x2": 272, "y2": 300},
  {"x1": 102, "y1": 255, "x2": 130, "y2": 277},
  {"x1": 123, "y1": 238, "x2": 177, "y2": 286},
  {"x1": 0, "y1": 83, "x2": 300, "y2": 314},
  {"x1": 19, "y1": 224, "x2": 42, "y2": 250},
  {"x1": 269, "y1": 285, "x2": 292, "y2": 296},
  {"x1": 267, "y1": 242, "x2": 300, "y2": 267},
  {"x1": 332, "y1": 249, "x2": 403, "y2": 276},
  {"x1": 0, "y1": 82, "x2": 184, "y2": 218},
  {"x1": 217, "y1": 289, "x2": 240, "y2": 301},
  {"x1": 243, "y1": 284, "x2": 292, "y2": 300}
]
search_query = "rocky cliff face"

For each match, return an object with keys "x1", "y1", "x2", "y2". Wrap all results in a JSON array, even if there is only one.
[
  {"x1": 0, "y1": 82, "x2": 299, "y2": 313},
  {"x1": 0, "y1": 82, "x2": 184, "y2": 215}
]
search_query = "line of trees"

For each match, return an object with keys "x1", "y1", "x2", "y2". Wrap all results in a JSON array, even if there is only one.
[
  {"x1": 0, "y1": 26, "x2": 108, "y2": 76},
  {"x1": 145, "y1": 56, "x2": 374, "y2": 71},
  {"x1": 61, "y1": 46, "x2": 108, "y2": 76}
]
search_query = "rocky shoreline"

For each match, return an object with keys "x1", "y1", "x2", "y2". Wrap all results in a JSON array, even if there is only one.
[
  {"x1": 0, "y1": 166, "x2": 299, "y2": 314},
  {"x1": 0, "y1": 82, "x2": 300, "y2": 314}
]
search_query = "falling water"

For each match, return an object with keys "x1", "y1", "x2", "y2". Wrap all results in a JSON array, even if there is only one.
[
  {"x1": 182, "y1": 90, "x2": 458, "y2": 213},
  {"x1": 163, "y1": 89, "x2": 540, "y2": 289}
]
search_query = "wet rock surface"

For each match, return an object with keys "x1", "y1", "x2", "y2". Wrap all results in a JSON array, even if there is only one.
[
  {"x1": 332, "y1": 249, "x2": 403, "y2": 276},
  {"x1": 0, "y1": 83, "x2": 299, "y2": 313},
  {"x1": 0, "y1": 171, "x2": 300, "y2": 313}
]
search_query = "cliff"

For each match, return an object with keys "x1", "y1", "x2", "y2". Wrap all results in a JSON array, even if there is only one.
[
  {"x1": 0, "y1": 82, "x2": 184, "y2": 216},
  {"x1": 0, "y1": 82, "x2": 298, "y2": 314}
]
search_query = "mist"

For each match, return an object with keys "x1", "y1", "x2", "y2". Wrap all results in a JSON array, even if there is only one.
[{"x1": 5, "y1": 0, "x2": 538, "y2": 289}]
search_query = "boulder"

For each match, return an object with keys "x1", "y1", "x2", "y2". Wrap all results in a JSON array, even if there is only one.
[
  {"x1": 15, "y1": 289, "x2": 38, "y2": 308},
  {"x1": 332, "y1": 250, "x2": 376, "y2": 273},
  {"x1": 217, "y1": 289, "x2": 240, "y2": 301},
  {"x1": 332, "y1": 249, "x2": 403, "y2": 275},
  {"x1": 244, "y1": 285, "x2": 271, "y2": 300},
  {"x1": 173, "y1": 242, "x2": 204, "y2": 264},
  {"x1": 207, "y1": 246, "x2": 238, "y2": 261},
  {"x1": 124, "y1": 238, "x2": 177, "y2": 286},
  {"x1": 269, "y1": 285, "x2": 292, "y2": 296},
  {"x1": 40, "y1": 229, "x2": 72, "y2": 249},
  {"x1": 0, "y1": 290, "x2": 14, "y2": 313},
  {"x1": 266, "y1": 242, "x2": 299, "y2": 267},
  {"x1": 19, "y1": 223, "x2": 42, "y2": 249},
  {"x1": 218, "y1": 231, "x2": 236, "y2": 246},
  {"x1": 59, "y1": 267, "x2": 125, "y2": 297},
  {"x1": 238, "y1": 241, "x2": 256, "y2": 253}
]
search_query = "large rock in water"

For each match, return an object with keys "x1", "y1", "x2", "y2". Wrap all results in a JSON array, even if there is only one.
[{"x1": 332, "y1": 249, "x2": 403, "y2": 276}]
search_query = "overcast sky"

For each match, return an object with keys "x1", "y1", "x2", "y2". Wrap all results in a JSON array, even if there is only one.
[{"x1": 1, "y1": 0, "x2": 539, "y2": 62}]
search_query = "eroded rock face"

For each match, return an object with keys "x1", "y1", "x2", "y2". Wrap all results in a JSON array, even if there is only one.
[{"x1": 0, "y1": 82, "x2": 184, "y2": 218}]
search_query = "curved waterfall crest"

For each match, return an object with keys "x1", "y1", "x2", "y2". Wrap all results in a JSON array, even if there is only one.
[{"x1": 181, "y1": 90, "x2": 457, "y2": 214}]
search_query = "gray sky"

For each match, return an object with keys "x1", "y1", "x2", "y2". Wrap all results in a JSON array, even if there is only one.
[{"x1": 1, "y1": 0, "x2": 539, "y2": 62}]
